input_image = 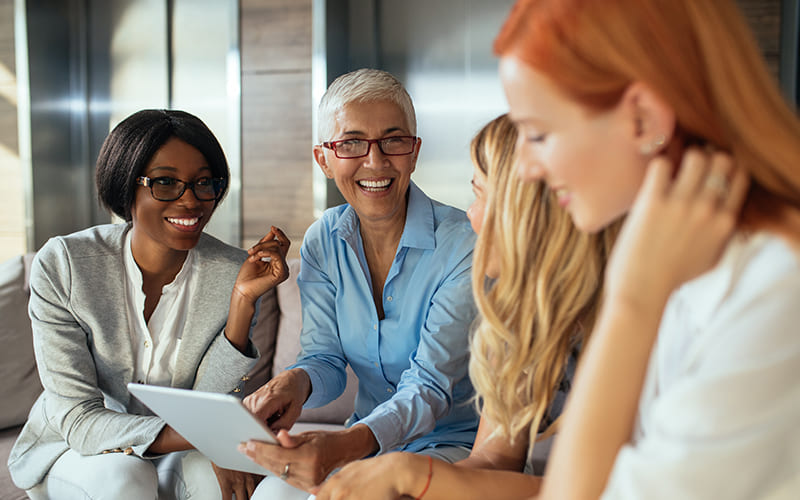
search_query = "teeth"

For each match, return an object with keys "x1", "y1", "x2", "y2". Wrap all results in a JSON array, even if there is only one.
[
  {"x1": 358, "y1": 179, "x2": 391, "y2": 189},
  {"x1": 167, "y1": 217, "x2": 199, "y2": 226}
]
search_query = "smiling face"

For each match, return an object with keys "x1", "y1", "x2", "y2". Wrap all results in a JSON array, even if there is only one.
[
  {"x1": 313, "y1": 99, "x2": 420, "y2": 230},
  {"x1": 130, "y1": 137, "x2": 216, "y2": 256},
  {"x1": 499, "y1": 56, "x2": 647, "y2": 233}
]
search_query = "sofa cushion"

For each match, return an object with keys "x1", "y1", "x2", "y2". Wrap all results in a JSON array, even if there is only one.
[
  {"x1": 274, "y1": 259, "x2": 357, "y2": 425},
  {"x1": 0, "y1": 254, "x2": 42, "y2": 430},
  {"x1": 243, "y1": 287, "x2": 280, "y2": 396}
]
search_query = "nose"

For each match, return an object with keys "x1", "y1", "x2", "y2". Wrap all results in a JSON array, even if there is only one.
[
  {"x1": 176, "y1": 184, "x2": 202, "y2": 206},
  {"x1": 363, "y1": 141, "x2": 389, "y2": 167}
]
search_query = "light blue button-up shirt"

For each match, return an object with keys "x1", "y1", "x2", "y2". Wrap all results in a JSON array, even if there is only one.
[{"x1": 291, "y1": 182, "x2": 479, "y2": 453}]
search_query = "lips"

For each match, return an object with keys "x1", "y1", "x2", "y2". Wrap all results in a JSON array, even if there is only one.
[
  {"x1": 357, "y1": 178, "x2": 393, "y2": 192},
  {"x1": 166, "y1": 215, "x2": 202, "y2": 231}
]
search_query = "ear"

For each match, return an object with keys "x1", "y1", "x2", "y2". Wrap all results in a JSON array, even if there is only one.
[
  {"x1": 619, "y1": 81, "x2": 676, "y2": 155},
  {"x1": 313, "y1": 145, "x2": 335, "y2": 179},
  {"x1": 410, "y1": 137, "x2": 422, "y2": 174}
]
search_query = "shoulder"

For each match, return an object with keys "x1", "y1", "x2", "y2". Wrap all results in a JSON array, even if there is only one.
[
  {"x1": 34, "y1": 224, "x2": 128, "y2": 269},
  {"x1": 429, "y1": 199, "x2": 476, "y2": 255},
  {"x1": 301, "y1": 204, "x2": 350, "y2": 252},
  {"x1": 196, "y1": 232, "x2": 248, "y2": 267},
  {"x1": 668, "y1": 233, "x2": 800, "y2": 360},
  {"x1": 680, "y1": 233, "x2": 800, "y2": 314}
]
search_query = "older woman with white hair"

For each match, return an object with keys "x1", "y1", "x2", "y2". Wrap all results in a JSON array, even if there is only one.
[{"x1": 241, "y1": 68, "x2": 480, "y2": 499}]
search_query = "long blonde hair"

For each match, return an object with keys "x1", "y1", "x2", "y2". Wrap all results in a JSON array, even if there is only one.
[
  {"x1": 494, "y1": 0, "x2": 800, "y2": 230},
  {"x1": 469, "y1": 114, "x2": 619, "y2": 446}
]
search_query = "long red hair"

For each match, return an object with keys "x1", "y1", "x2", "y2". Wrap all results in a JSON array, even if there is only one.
[{"x1": 495, "y1": 0, "x2": 800, "y2": 229}]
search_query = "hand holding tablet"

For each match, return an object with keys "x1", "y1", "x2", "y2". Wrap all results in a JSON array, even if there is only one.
[{"x1": 128, "y1": 383, "x2": 279, "y2": 475}]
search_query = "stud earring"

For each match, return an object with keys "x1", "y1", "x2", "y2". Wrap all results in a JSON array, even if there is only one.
[{"x1": 640, "y1": 134, "x2": 666, "y2": 155}]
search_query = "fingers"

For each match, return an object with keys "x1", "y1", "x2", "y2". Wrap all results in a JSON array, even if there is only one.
[
  {"x1": 723, "y1": 160, "x2": 750, "y2": 214},
  {"x1": 639, "y1": 155, "x2": 673, "y2": 202},
  {"x1": 670, "y1": 147, "x2": 711, "y2": 199},
  {"x1": 275, "y1": 429, "x2": 301, "y2": 448},
  {"x1": 250, "y1": 226, "x2": 291, "y2": 258}
]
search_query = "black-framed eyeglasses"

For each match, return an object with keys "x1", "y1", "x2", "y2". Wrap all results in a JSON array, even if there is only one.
[
  {"x1": 322, "y1": 135, "x2": 418, "y2": 159},
  {"x1": 136, "y1": 176, "x2": 226, "y2": 202}
]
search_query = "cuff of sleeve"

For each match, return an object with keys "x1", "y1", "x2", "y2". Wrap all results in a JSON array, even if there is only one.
[
  {"x1": 358, "y1": 410, "x2": 403, "y2": 454},
  {"x1": 130, "y1": 417, "x2": 168, "y2": 459},
  {"x1": 290, "y1": 363, "x2": 329, "y2": 408},
  {"x1": 194, "y1": 333, "x2": 259, "y2": 394}
]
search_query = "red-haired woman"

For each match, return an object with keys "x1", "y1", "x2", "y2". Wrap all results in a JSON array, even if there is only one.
[{"x1": 495, "y1": 0, "x2": 800, "y2": 499}]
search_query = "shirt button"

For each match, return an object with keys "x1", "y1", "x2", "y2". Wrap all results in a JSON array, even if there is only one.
[
  {"x1": 386, "y1": 388, "x2": 393, "y2": 393},
  {"x1": 373, "y1": 362, "x2": 379, "y2": 368},
  {"x1": 387, "y1": 296, "x2": 393, "y2": 302},
  {"x1": 373, "y1": 324, "x2": 378, "y2": 330},
  {"x1": 144, "y1": 340, "x2": 151, "y2": 348}
]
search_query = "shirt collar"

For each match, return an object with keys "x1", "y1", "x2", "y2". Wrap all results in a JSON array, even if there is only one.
[
  {"x1": 331, "y1": 181, "x2": 436, "y2": 251},
  {"x1": 123, "y1": 229, "x2": 195, "y2": 293}
]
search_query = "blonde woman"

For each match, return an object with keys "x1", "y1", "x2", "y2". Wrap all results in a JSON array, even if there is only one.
[{"x1": 314, "y1": 115, "x2": 618, "y2": 499}]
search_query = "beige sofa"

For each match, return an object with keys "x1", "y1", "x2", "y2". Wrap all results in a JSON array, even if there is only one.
[{"x1": 0, "y1": 255, "x2": 356, "y2": 498}]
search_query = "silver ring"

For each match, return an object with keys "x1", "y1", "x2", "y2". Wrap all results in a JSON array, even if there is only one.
[
  {"x1": 705, "y1": 172, "x2": 729, "y2": 198},
  {"x1": 280, "y1": 462, "x2": 290, "y2": 481}
]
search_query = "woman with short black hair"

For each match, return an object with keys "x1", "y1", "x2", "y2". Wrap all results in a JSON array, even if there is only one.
[{"x1": 9, "y1": 109, "x2": 289, "y2": 500}]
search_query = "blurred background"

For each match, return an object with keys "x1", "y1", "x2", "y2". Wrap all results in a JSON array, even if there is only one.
[{"x1": 0, "y1": 0, "x2": 797, "y2": 263}]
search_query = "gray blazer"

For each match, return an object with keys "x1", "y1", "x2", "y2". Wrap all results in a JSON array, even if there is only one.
[{"x1": 8, "y1": 223, "x2": 266, "y2": 489}]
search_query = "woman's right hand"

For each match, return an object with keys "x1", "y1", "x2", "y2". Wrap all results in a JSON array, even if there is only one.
[
  {"x1": 243, "y1": 368, "x2": 311, "y2": 431},
  {"x1": 605, "y1": 147, "x2": 749, "y2": 311},
  {"x1": 312, "y1": 452, "x2": 423, "y2": 500}
]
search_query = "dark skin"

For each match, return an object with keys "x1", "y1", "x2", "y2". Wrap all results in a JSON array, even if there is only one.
[{"x1": 130, "y1": 138, "x2": 291, "y2": 499}]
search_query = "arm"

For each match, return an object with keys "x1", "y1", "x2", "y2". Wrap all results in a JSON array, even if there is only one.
[
  {"x1": 540, "y1": 150, "x2": 750, "y2": 499},
  {"x1": 314, "y1": 415, "x2": 540, "y2": 500},
  {"x1": 29, "y1": 239, "x2": 165, "y2": 456},
  {"x1": 225, "y1": 226, "x2": 290, "y2": 352}
]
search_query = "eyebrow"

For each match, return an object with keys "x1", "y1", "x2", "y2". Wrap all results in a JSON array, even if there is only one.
[
  {"x1": 340, "y1": 126, "x2": 406, "y2": 137},
  {"x1": 146, "y1": 165, "x2": 212, "y2": 175}
]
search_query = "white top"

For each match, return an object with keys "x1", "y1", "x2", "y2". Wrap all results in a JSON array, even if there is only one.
[
  {"x1": 603, "y1": 233, "x2": 800, "y2": 500},
  {"x1": 123, "y1": 231, "x2": 198, "y2": 387}
]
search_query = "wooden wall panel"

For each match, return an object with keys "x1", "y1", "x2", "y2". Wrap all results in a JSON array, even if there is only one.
[
  {"x1": 241, "y1": 72, "x2": 314, "y2": 248},
  {"x1": 240, "y1": 0, "x2": 314, "y2": 256}
]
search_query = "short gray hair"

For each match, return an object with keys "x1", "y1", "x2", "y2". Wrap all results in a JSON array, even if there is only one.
[{"x1": 317, "y1": 68, "x2": 417, "y2": 142}]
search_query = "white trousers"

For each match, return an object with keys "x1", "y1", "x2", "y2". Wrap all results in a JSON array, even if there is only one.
[
  {"x1": 251, "y1": 445, "x2": 471, "y2": 500},
  {"x1": 27, "y1": 449, "x2": 221, "y2": 500}
]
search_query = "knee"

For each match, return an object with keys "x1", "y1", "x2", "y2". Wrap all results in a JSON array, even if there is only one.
[{"x1": 103, "y1": 458, "x2": 159, "y2": 499}]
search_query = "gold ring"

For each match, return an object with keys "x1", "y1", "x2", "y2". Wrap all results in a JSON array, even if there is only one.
[{"x1": 280, "y1": 462, "x2": 290, "y2": 481}]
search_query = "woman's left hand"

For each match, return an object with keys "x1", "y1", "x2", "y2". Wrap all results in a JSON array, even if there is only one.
[
  {"x1": 211, "y1": 462, "x2": 261, "y2": 500},
  {"x1": 239, "y1": 425, "x2": 377, "y2": 494},
  {"x1": 234, "y1": 226, "x2": 291, "y2": 303}
]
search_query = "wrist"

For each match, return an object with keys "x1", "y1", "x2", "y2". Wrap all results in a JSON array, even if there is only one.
[
  {"x1": 286, "y1": 368, "x2": 312, "y2": 403},
  {"x1": 397, "y1": 453, "x2": 433, "y2": 499},
  {"x1": 337, "y1": 424, "x2": 379, "y2": 463}
]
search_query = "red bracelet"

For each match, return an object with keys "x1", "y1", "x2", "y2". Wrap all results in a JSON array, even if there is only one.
[{"x1": 416, "y1": 455, "x2": 433, "y2": 500}]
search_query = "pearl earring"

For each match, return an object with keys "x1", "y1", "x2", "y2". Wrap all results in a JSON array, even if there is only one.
[{"x1": 640, "y1": 134, "x2": 666, "y2": 155}]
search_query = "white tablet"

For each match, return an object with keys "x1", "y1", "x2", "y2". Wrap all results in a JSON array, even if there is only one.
[{"x1": 127, "y1": 383, "x2": 277, "y2": 475}]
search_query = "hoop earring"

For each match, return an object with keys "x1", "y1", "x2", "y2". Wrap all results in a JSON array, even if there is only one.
[{"x1": 640, "y1": 134, "x2": 666, "y2": 155}]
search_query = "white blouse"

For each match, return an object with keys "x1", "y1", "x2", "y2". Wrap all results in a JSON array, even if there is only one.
[
  {"x1": 123, "y1": 231, "x2": 198, "y2": 388},
  {"x1": 603, "y1": 233, "x2": 800, "y2": 499}
]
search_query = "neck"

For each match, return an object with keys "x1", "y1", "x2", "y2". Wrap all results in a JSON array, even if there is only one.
[
  {"x1": 359, "y1": 206, "x2": 407, "y2": 259},
  {"x1": 130, "y1": 233, "x2": 188, "y2": 287}
]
